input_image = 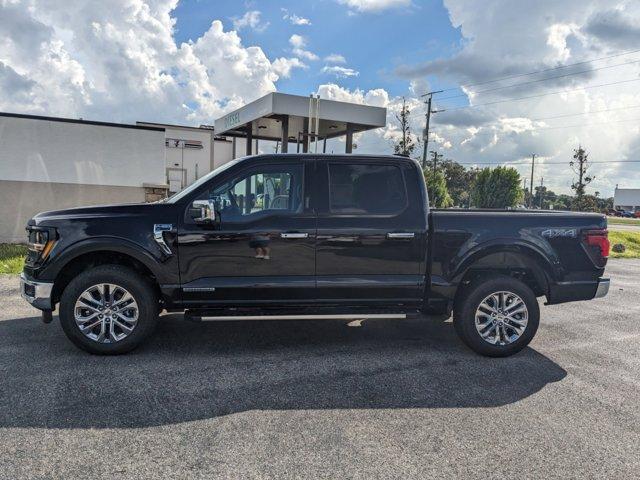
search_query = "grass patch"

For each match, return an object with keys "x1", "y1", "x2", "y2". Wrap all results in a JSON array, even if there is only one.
[
  {"x1": 0, "y1": 244, "x2": 28, "y2": 274},
  {"x1": 608, "y1": 217, "x2": 640, "y2": 225},
  {"x1": 609, "y1": 231, "x2": 640, "y2": 259}
]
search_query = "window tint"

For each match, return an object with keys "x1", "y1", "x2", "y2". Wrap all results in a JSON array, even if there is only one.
[
  {"x1": 198, "y1": 164, "x2": 303, "y2": 222},
  {"x1": 328, "y1": 163, "x2": 406, "y2": 215}
]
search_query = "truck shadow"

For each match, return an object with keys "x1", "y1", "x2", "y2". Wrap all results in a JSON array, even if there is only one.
[{"x1": 0, "y1": 313, "x2": 567, "y2": 429}]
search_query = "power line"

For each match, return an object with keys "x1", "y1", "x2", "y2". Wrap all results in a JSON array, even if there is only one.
[
  {"x1": 427, "y1": 104, "x2": 640, "y2": 133},
  {"x1": 435, "y1": 47, "x2": 640, "y2": 94},
  {"x1": 529, "y1": 104, "x2": 640, "y2": 122},
  {"x1": 423, "y1": 77, "x2": 640, "y2": 114},
  {"x1": 445, "y1": 159, "x2": 640, "y2": 166},
  {"x1": 407, "y1": 78, "x2": 640, "y2": 119},
  {"x1": 431, "y1": 116, "x2": 640, "y2": 138},
  {"x1": 436, "y1": 58, "x2": 640, "y2": 101}
]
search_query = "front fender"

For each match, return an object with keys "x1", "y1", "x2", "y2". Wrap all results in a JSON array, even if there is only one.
[{"x1": 38, "y1": 237, "x2": 179, "y2": 284}]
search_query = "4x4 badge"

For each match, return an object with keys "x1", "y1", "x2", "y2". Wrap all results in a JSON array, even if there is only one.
[{"x1": 541, "y1": 228, "x2": 576, "y2": 238}]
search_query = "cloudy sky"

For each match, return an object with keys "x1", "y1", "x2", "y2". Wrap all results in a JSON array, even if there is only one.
[{"x1": 1, "y1": 0, "x2": 640, "y2": 196}]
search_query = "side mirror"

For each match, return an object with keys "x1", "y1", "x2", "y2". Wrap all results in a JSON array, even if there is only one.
[{"x1": 190, "y1": 199, "x2": 216, "y2": 224}]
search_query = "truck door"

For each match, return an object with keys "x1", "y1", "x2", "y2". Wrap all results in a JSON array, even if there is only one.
[
  {"x1": 315, "y1": 157, "x2": 426, "y2": 306},
  {"x1": 177, "y1": 157, "x2": 316, "y2": 305}
]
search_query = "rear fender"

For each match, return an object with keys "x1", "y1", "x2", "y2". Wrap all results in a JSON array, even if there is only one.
[{"x1": 451, "y1": 239, "x2": 557, "y2": 294}]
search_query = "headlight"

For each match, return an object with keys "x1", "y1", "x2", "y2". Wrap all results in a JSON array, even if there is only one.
[{"x1": 27, "y1": 227, "x2": 57, "y2": 261}]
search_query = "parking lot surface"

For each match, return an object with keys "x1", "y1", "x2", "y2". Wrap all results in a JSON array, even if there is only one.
[{"x1": 1, "y1": 260, "x2": 639, "y2": 479}]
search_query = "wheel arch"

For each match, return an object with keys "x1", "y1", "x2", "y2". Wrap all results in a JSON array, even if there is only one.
[
  {"x1": 50, "y1": 239, "x2": 163, "y2": 304},
  {"x1": 452, "y1": 242, "x2": 555, "y2": 303}
]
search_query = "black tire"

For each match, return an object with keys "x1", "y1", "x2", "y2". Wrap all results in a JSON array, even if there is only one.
[
  {"x1": 453, "y1": 275, "x2": 540, "y2": 357},
  {"x1": 59, "y1": 265, "x2": 159, "y2": 355}
]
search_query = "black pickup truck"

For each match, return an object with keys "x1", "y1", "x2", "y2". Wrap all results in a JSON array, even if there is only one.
[{"x1": 21, "y1": 154, "x2": 610, "y2": 356}]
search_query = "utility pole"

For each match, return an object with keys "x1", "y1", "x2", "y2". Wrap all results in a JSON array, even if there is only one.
[
  {"x1": 528, "y1": 154, "x2": 536, "y2": 208},
  {"x1": 430, "y1": 150, "x2": 443, "y2": 174},
  {"x1": 420, "y1": 90, "x2": 443, "y2": 169},
  {"x1": 539, "y1": 177, "x2": 544, "y2": 209}
]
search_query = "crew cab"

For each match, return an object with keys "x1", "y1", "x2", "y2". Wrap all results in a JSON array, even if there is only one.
[{"x1": 21, "y1": 154, "x2": 610, "y2": 356}]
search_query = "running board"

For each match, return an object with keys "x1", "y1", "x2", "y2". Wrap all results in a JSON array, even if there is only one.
[{"x1": 191, "y1": 313, "x2": 407, "y2": 322}]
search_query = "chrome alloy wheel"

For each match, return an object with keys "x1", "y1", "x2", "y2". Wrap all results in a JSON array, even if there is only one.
[
  {"x1": 475, "y1": 291, "x2": 528, "y2": 346},
  {"x1": 74, "y1": 283, "x2": 139, "y2": 343}
]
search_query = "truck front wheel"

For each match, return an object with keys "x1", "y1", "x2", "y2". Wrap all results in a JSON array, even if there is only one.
[
  {"x1": 59, "y1": 265, "x2": 159, "y2": 355},
  {"x1": 453, "y1": 275, "x2": 540, "y2": 357}
]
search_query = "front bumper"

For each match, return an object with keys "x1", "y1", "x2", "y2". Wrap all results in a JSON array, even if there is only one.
[
  {"x1": 594, "y1": 278, "x2": 610, "y2": 299},
  {"x1": 20, "y1": 273, "x2": 54, "y2": 310}
]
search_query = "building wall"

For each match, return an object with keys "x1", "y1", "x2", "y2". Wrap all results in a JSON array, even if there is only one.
[
  {"x1": 0, "y1": 180, "x2": 145, "y2": 243},
  {"x1": 0, "y1": 115, "x2": 166, "y2": 187},
  {"x1": 0, "y1": 114, "x2": 167, "y2": 243},
  {"x1": 213, "y1": 138, "x2": 234, "y2": 168},
  {"x1": 163, "y1": 126, "x2": 214, "y2": 192},
  {"x1": 613, "y1": 188, "x2": 640, "y2": 211}
]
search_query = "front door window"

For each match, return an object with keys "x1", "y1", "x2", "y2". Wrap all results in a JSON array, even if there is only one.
[{"x1": 201, "y1": 165, "x2": 303, "y2": 224}]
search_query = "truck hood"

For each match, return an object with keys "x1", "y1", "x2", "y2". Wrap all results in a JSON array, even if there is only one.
[{"x1": 28, "y1": 202, "x2": 171, "y2": 226}]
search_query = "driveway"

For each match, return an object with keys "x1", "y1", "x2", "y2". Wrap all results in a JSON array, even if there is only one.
[{"x1": 1, "y1": 260, "x2": 638, "y2": 479}]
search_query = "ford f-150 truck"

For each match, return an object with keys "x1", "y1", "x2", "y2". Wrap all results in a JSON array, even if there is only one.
[{"x1": 21, "y1": 154, "x2": 610, "y2": 356}]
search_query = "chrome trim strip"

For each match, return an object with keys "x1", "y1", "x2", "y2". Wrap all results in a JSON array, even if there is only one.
[
  {"x1": 280, "y1": 232, "x2": 309, "y2": 239},
  {"x1": 183, "y1": 287, "x2": 217, "y2": 292},
  {"x1": 153, "y1": 224, "x2": 174, "y2": 255},
  {"x1": 594, "y1": 278, "x2": 610, "y2": 299},
  {"x1": 199, "y1": 314, "x2": 407, "y2": 321},
  {"x1": 387, "y1": 232, "x2": 415, "y2": 239}
]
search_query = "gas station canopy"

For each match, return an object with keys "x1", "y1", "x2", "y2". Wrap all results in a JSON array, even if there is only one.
[{"x1": 213, "y1": 92, "x2": 387, "y2": 154}]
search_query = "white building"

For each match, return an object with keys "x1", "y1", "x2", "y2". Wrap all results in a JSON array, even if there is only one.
[
  {"x1": 137, "y1": 122, "x2": 239, "y2": 195},
  {"x1": 0, "y1": 112, "x2": 166, "y2": 243},
  {"x1": 614, "y1": 187, "x2": 640, "y2": 212}
]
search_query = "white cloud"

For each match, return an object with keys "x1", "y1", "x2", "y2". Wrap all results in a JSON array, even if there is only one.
[
  {"x1": 288, "y1": 34, "x2": 318, "y2": 61},
  {"x1": 281, "y1": 10, "x2": 311, "y2": 25},
  {"x1": 321, "y1": 65, "x2": 360, "y2": 78},
  {"x1": 232, "y1": 10, "x2": 269, "y2": 32},
  {"x1": 324, "y1": 53, "x2": 347, "y2": 64},
  {"x1": 337, "y1": 0, "x2": 411, "y2": 13},
  {"x1": 392, "y1": 0, "x2": 640, "y2": 195},
  {"x1": 317, "y1": 84, "x2": 390, "y2": 107},
  {"x1": 272, "y1": 57, "x2": 308, "y2": 78},
  {"x1": 0, "y1": 1, "x2": 298, "y2": 124}
]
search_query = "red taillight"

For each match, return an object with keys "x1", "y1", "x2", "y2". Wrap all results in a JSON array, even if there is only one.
[{"x1": 584, "y1": 229, "x2": 610, "y2": 258}]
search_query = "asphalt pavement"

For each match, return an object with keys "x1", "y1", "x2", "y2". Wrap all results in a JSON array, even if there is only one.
[{"x1": 0, "y1": 260, "x2": 639, "y2": 479}]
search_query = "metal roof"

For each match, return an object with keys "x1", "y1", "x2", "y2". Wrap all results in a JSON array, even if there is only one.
[{"x1": 213, "y1": 92, "x2": 386, "y2": 140}]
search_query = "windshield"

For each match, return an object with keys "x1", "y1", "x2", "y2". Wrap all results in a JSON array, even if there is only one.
[{"x1": 166, "y1": 157, "x2": 245, "y2": 204}]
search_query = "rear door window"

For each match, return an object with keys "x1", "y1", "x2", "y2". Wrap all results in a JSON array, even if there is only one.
[{"x1": 328, "y1": 163, "x2": 407, "y2": 215}]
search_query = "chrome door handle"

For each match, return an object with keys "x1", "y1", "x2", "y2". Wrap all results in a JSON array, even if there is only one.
[
  {"x1": 280, "y1": 232, "x2": 309, "y2": 239},
  {"x1": 387, "y1": 232, "x2": 415, "y2": 239}
]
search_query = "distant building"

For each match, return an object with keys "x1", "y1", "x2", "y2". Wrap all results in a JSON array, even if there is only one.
[{"x1": 613, "y1": 187, "x2": 640, "y2": 212}]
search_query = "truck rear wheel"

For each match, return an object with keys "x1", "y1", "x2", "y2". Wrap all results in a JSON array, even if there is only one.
[
  {"x1": 59, "y1": 265, "x2": 159, "y2": 355},
  {"x1": 453, "y1": 275, "x2": 540, "y2": 357}
]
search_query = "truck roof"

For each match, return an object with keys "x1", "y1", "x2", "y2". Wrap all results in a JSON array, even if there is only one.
[{"x1": 245, "y1": 153, "x2": 419, "y2": 164}]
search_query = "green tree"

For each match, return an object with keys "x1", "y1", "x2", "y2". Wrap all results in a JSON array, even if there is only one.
[
  {"x1": 423, "y1": 169, "x2": 453, "y2": 208},
  {"x1": 573, "y1": 194, "x2": 598, "y2": 212},
  {"x1": 533, "y1": 185, "x2": 549, "y2": 209},
  {"x1": 570, "y1": 146, "x2": 594, "y2": 211},
  {"x1": 392, "y1": 97, "x2": 417, "y2": 156},
  {"x1": 425, "y1": 159, "x2": 478, "y2": 207},
  {"x1": 470, "y1": 166, "x2": 523, "y2": 208}
]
